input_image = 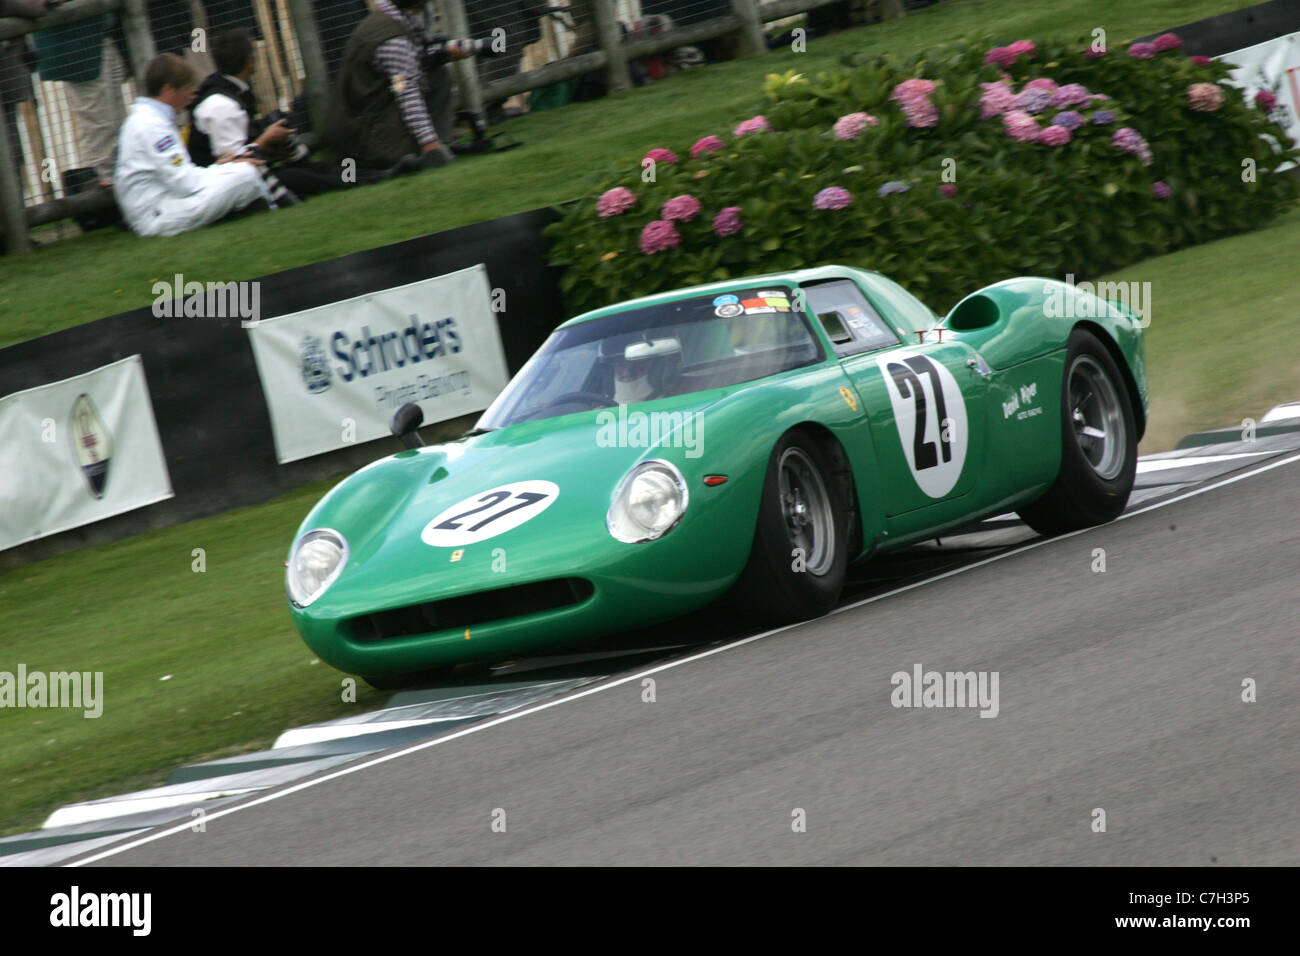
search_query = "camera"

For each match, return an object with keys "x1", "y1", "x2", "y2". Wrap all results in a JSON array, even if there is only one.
[{"x1": 423, "y1": 34, "x2": 505, "y2": 68}]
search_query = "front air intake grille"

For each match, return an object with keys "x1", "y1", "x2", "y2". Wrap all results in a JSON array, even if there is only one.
[{"x1": 348, "y1": 578, "x2": 595, "y2": 641}]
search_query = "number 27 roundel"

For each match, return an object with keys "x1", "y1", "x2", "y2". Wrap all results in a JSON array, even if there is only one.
[
  {"x1": 422, "y1": 480, "x2": 559, "y2": 547},
  {"x1": 877, "y1": 351, "x2": 968, "y2": 499}
]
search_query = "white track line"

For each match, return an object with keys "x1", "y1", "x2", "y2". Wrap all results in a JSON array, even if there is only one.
[{"x1": 68, "y1": 449, "x2": 1300, "y2": 866}]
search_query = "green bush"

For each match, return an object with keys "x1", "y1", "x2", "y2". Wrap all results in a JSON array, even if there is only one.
[{"x1": 545, "y1": 33, "x2": 1298, "y2": 315}]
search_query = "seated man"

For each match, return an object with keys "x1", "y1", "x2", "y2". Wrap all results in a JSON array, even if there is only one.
[
  {"x1": 321, "y1": 0, "x2": 469, "y2": 171},
  {"x1": 191, "y1": 29, "x2": 411, "y2": 195},
  {"x1": 114, "y1": 53, "x2": 289, "y2": 237}
]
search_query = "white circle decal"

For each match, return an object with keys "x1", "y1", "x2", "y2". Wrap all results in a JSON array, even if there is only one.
[
  {"x1": 877, "y1": 351, "x2": 968, "y2": 498},
  {"x1": 421, "y1": 480, "x2": 560, "y2": 547}
]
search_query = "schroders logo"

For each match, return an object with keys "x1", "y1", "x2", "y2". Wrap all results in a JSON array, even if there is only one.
[
  {"x1": 299, "y1": 333, "x2": 333, "y2": 394},
  {"x1": 330, "y1": 314, "x2": 462, "y2": 383},
  {"x1": 69, "y1": 393, "x2": 111, "y2": 498}
]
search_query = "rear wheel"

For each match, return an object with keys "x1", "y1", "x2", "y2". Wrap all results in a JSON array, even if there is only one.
[
  {"x1": 1018, "y1": 328, "x2": 1137, "y2": 535},
  {"x1": 731, "y1": 432, "x2": 850, "y2": 624}
]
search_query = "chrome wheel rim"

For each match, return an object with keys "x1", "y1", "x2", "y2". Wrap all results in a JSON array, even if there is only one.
[
  {"x1": 1068, "y1": 355, "x2": 1125, "y2": 480},
  {"x1": 778, "y1": 448, "x2": 835, "y2": 576}
]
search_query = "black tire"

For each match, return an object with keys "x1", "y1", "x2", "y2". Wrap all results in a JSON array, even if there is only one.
[
  {"x1": 731, "y1": 431, "x2": 850, "y2": 625},
  {"x1": 1017, "y1": 328, "x2": 1138, "y2": 536}
]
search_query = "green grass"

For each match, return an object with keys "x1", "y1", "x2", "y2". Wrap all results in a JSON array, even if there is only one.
[
  {"x1": 0, "y1": 0, "x2": 1259, "y2": 349},
  {"x1": 1, "y1": 0, "x2": 1292, "y2": 838},
  {"x1": 0, "y1": 477, "x2": 392, "y2": 837}
]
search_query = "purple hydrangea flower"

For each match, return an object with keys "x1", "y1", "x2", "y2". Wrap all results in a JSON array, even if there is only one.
[
  {"x1": 1016, "y1": 88, "x2": 1054, "y2": 114},
  {"x1": 1091, "y1": 110, "x2": 1117, "y2": 125},
  {"x1": 1050, "y1": 83, "x2": 1093, "y2": 109},
  {"x1": 1051, "y1": 111, "x2": 1085, "y2": 130},
  {"x1": 1152, "y1": 181, "x2": 1171, "y2": 199}
]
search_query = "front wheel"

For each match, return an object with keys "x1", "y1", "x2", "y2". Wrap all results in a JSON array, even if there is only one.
[
  {"x1": 1018, "y1": 328, "x2": 1138, "y2": 535},
  {"x1": 730, "y1": 432, "x2": 850, "y2": 625}
]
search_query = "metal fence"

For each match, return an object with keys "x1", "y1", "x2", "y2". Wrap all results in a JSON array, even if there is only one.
[{"x1": 0, "y1": 0, "x2": 867, "y2": 251}]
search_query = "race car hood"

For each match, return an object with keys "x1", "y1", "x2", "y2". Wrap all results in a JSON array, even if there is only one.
[{"x1": 290, "y1": 389, "x2": 729, "y2": 617}]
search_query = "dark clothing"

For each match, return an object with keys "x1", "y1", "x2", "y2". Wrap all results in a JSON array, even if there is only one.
[
  {"x1": 188, "y1": 72, "x2": 256, "y2": 166},
  {"x1": 321, "y1": 11, "x2": 412, "y2": 167}
]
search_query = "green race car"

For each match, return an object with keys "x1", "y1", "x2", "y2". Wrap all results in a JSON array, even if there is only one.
[{"x1": 286, "y1": 265, "x2": 1147, "y2": 685}]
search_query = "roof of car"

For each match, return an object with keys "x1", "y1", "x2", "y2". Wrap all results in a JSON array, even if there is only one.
[{"x1": 560, "y1": 264, "x2": 882, "y2": 328}]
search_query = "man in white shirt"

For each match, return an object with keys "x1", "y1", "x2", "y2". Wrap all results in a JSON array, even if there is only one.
[
  {"x1": 189, "y1": 30, "x2": 295, "y2": 167},
  {"x1": 113, "y1": 53, "x2": 274, "y2": 237}
]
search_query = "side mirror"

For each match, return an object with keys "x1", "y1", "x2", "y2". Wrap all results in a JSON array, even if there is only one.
[{"x1": 391, "y1": 402, "x2": 425, "y2": 449}]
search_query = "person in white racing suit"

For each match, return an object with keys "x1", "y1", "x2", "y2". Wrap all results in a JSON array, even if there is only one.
[{"x1": 114, "y1": 53, "x2": 284, "y2": 237}]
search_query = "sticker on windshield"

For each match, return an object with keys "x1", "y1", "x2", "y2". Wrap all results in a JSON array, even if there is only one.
[
  {"x1": 715, "y1": 303, "x2": 744, "y2": 318},
  {"x1": 713, "y1": 294, "x2": 739, "y2": 307},
  {"x1": 422, "y1": 480, "x2": 560, "y2": 547},
  {"x1": 878, "y1": 351, "x2": 968, "y2": 498}
]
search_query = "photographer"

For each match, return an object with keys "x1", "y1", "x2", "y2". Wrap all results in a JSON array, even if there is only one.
[{"x1": 321, "y1": 0, "x2": 475, "y2": 171}]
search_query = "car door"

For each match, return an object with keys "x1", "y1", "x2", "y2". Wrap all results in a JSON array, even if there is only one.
[{"x1": 801, "y1": 279, "x2": 990, "y2": 520}]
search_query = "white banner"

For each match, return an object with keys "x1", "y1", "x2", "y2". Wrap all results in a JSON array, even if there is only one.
[
  {"x1": 0, "y1": 355, "x2": 174, "y2": 551},
  {"x1": 1221, "y1": 31, "x2": 1300, "y2": 159},
  {"x1": 246, "y1": 265, "x2": 510, "y2": 464}
]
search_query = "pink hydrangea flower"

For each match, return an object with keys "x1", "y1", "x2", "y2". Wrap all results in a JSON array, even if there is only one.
[
  {"x1": 1152, "y1": 181, "x2": 1171, "y2": 199},
  {"x1": 812, "y1": 187, "x2": 853, "y2": 211},
  {"x1": 1086, "y1": 45, "x2": 1108, "y2": 59},
  {"x1": 733, "y1": 115, "x2": 770, "y2": 136},
  {"x1": 940, "y1": 184, "x2": 957, "y2": 198},
  {"x1": 639, "y1": 220, "x2": 680, "y2": 255},
  {"x1": 661, "y1": 194, "x2": 702, "y2": 222},
  {"x1": 1153, "y1": 33, "x2": 1182, "y2": 52},
  {"x1": 1038, "y1": 124, "x2": 1071, "y2": 146},
  {"x1": 892, "y1": 78, "x2": 936, "y2": 99},
  {"x1": 1188, "y1": 82, "x2": 1225, "y2": 111},
  {"x1": 1256, "y1": 89, "x2": 1278, "y2": 113},
  {"x1": 1128, "y1": 42, "x2": 1156, "y2": 59},
  {"x1": 1002, "y1": 109, "x2": 1040, "y2": 143},
  {"x1": 980, "y1": 81, "x2": 1018, "y2": 118},
  {"x1": 1023, "y1": 78, "x2": 1059, "y2": 94},
  {"x1": 1006, "y1": 40, "x2": 1036, "y2": 59},
  {"x1": 891, "y1": 79, "x2": 940, "y2": 129},
  {"x1": 642, "y1": 147, "x2": 678, "y2": 166},
  {"x1": 1189, "y1": 55, "x2": 1212, "y2": 65},
  {"x1": 596, "y1": 186, "x2": 636, "y2": 218},
  {"x1": 833, "y1": 112, "x2": 879, "y2": 140},
  {"x1": 713, "y1": 206, "x2": 743, "y2": 237},
  {"x1": 985, "y1": 46, "x2": 1016, "y2": 68},
  {"x1": 690, "y1": 135, "x2": 725, "y2": 159}
]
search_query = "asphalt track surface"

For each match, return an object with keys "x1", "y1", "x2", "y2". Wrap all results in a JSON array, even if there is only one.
[{"x1": 76, "y1": 456, "x2": 1300, "y2": 865}]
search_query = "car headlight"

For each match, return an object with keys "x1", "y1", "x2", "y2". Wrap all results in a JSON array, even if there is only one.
[
  {"x1": 607, "y1": 460, "x2": 689, "y2": 543},
  {"x1": 287, "y1": 528, "x2": 349, "y2": 608}
]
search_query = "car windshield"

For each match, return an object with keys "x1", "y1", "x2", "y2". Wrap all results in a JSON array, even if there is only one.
[{"x1": 477, "y1": 287, "x2": 826, "y2": 428}]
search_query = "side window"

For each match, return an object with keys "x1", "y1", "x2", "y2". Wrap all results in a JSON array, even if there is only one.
[{"x1": 801, "y1": 280, "x2": 899, "y2": 356}]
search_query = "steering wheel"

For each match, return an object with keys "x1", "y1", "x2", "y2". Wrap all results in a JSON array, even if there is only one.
[{"x1": 543, "y1": 391, "x2": 613, "y2": 410}]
